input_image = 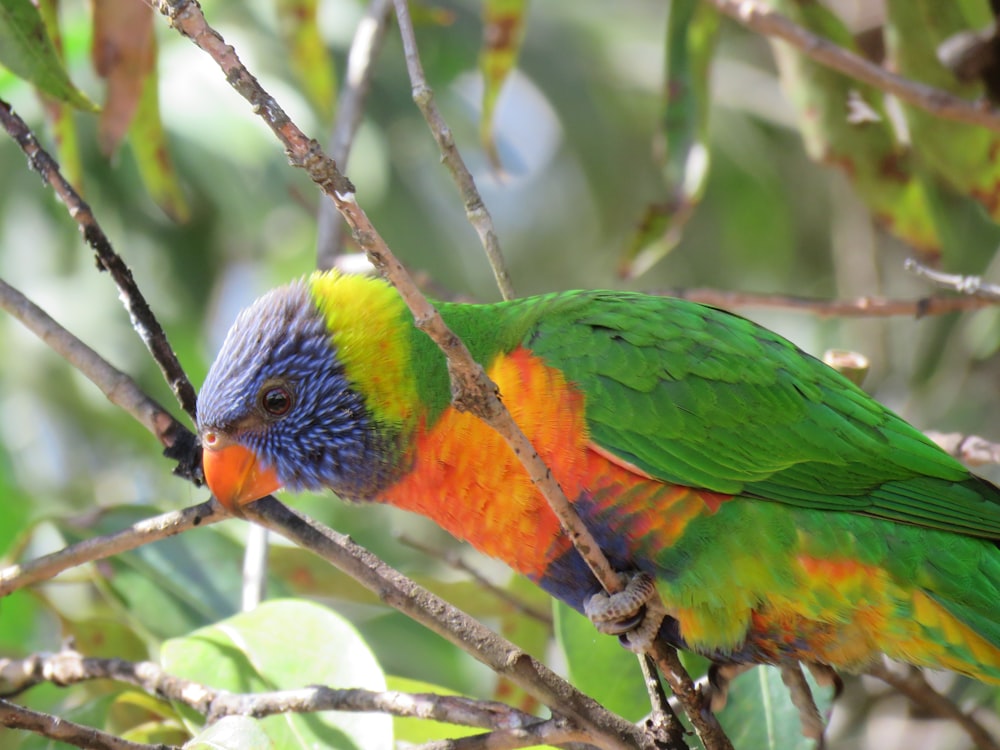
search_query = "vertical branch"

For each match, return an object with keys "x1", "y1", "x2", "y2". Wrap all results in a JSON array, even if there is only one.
[{"x1": 391, "y1": 0, "x2": 515, "y2": 301}]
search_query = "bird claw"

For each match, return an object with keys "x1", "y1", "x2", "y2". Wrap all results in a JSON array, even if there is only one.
[{"x1": 583, "y1": 571, "x2": 666, "y2": 652}]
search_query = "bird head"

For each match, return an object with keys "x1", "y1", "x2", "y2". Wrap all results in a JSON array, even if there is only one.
[{"x1": 197, "y1": 274, "x2": 401, "y2": 511}]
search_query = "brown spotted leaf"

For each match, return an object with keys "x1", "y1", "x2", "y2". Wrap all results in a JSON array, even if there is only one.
[{"x1": 92, "y1": 0, "x2": 154, "y2": 156}]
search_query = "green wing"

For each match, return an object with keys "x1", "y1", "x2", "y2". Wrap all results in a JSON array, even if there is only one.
[{"x1": 520, "y1": 290, "x2": 1000, "y2": 540}]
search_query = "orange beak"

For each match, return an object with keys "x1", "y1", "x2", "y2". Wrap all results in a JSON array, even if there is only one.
[{"x1": 202, "y1": 435, "x2": 281, "y2": 511}]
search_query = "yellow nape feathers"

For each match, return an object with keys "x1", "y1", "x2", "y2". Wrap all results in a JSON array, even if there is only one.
[{"x1": 307, "y1": 270, "x2": 418, "y2": 430}]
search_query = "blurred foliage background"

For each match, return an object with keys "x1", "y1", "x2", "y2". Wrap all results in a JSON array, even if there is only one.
[{"x1": 3, "y1": 0, "x2": 1000, "y2": 748}]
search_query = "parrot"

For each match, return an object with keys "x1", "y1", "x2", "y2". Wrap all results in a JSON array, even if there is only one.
[{"x1": 197, "y1": 269, "x2": 1000, "y2": 687}]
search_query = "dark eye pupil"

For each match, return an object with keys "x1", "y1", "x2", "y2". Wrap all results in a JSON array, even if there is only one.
[{"x1": 262, "y1": 387, "x2": 291, "y2": 416}]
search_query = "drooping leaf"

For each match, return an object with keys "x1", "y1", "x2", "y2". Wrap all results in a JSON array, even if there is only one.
[
  {"x1": 92, "y1": 0, "x2": 155, "y2": 155},
  {"x1": 276, "y1": 0, "x2": 337, "y2": 121},
  {"x1": 0, "y1": 0, "x2": 97, "y2": 110},
  {"x1": 128, "y1": 41, "x2": 191, "y2": 223},
  {"x1": 717, "y1": 666, "x2": 835, "y2": 750},
  {"x1": 479, "y1": 0, "x2": 528, "y2": 170},
  {"x1": 769, "y1": 0, "x2": 940, "y2": 256},
  {"x1": 553, "y1": 600, "x2": 650, "y2": 722},
  {"x1": 621, "y1": 0, "x2": 719, "y2": 279},
  {"x1": 161, "y1": 599, "x2": 392, "y2": 750}
]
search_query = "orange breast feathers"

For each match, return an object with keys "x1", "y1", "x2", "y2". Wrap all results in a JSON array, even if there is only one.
[{"x1": 378, "y1": 348, "x2": 717, "y2": 580}]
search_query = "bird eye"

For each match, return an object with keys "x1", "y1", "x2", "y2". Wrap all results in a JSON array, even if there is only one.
[{"x1": 260, "y1": 386, "x2": 293, "y2": 417}]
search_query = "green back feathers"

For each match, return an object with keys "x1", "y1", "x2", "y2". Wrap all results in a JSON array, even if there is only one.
[
  {"x1": 307, "y1": 273, "x2": 1000, "y2": 540},
  {"x1": 514, "y1": 290, "x2": 1000, "y2": 540}
]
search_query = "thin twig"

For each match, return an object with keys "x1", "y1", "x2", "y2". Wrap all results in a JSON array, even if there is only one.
[
  {"x1": 316, "y1": 0, "x2": 394, "y2": 269},
  {"x1": 0, "y1": 500, "x2": 224, "y2": 598},
  {"x1": 905, "y1": 258, "x2": 1000, "y2": 299},
  {"x1": 653, "y1": 286, "x2": 1000, "y2": 317},
  {"x1": 0, "y1": 698, "x2": 172, "y2": 750},
  {"x1": 391, "y1": 0, "x2": 514, "y2": 301},
  {"x1": 241, "y1": 496, "x2": 651, "y2": 750},
  {"x1": 0, "y1": 98, "x2": 198, "y2": 422},
  {"x1": 398, "y1": 534, "x2": 553, "y2": 626},
  {"x1": 703, "y1": 0, "x2": 1000, "y2": 133},
  {"x1": 867, "y1": 662, "x2": 1000, "y2": 750}
]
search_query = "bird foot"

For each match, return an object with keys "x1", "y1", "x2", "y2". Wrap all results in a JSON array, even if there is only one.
[{"x1": 583, "y1": 571, "x2": 666, "y2": 652}]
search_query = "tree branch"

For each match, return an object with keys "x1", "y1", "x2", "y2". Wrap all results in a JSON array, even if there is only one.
[
  {"x1": 905, "y1": 258, "x2": 1000, "y2": 300},
  {"x1": 0, "y1": 698, "x2": 171, "y2": 750},
  {"x1": 0, "y1": 500, "x2": 224, "y2": 598},
  {"x1": 0, "y1": 98, "x2": 198, "y2": 422},
  {"x1": 316, "y1": 0, "x2": 394, "y2": 269},
  {"x1": 0, "y1": 647, "x2": 543, "y2": 732},
  {"x1": 391, "y1": 0, "x2": 514, "y2": 301},
  {"x1": 702, "y1": 0, "x2": 1000, "y2": 133},
  {"x1": 0, "y1": 278, "x2": 185, "y2": 451}
]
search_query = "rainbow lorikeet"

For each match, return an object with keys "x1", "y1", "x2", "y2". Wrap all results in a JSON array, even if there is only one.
[{"x1": 197, "y1": 270, "x2": 1000, "y2": 684}]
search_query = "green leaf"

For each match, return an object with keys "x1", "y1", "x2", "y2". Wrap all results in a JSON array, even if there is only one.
[
  {"x1": 185, "y1": 715, "x2": 275, "y2": 750},
  {"x1": 769, "y1": 0, "x2": 939, "y2": 255},
  {"x1": 717, "y1": 666, "x2": 834, "y2": 750},
  {"x1": 0, "y1": 0, "x2": 97, "y2": 110},
  {"x1": 129, "y1": 44, "x2": 191, "y2": 223},
  {"x1": 162, "y1": 599, "x2": 392, "y2": 750},
  {"x1": 621, "y1": 0, "x2": 719, "y2": 278},
  {"x1": 479, "y1": 0, "x2": 528, "y2": 170},
  {"x1": 553, "y1": 600, "x2": 650, "y2": 721}
]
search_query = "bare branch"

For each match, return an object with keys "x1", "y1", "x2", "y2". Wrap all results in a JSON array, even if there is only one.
[
  {"x1": 317, "y1": 0, "x2": 394, "y2": 269},
  {"x1": 702, "y1": 0, "x2": 1000, "y2": 133},
  {"x1": 905, "y1": 258, "x2": 1000, "y2": 300},
  {"x1": 391, "y1": 0, "x2": 514, "y2": 301},
  {"x1": 867, "y1": 662, "x2": 1000, "y2": 750},
  {"x1": 0, "y1": 98, "x2": 198, "y2": 422},
  {"x1": 0, "y1": 278, "x2": 184, "y2": 450},
  {"x1": 0, "y1": 500, "x2": 224, "y2": 598},
  {"x1": 654, "y1": 286, "x2": 1000, "y2": 317},
  {"x1": 240, "y1": 497, "x2": 652, "y2": 750},
  {"x1": 0, "y1": 698, "x2": 172, "y2": 750},
  {"x1": 0, "y1": 647, "x2": 542, "y2": 732}
]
